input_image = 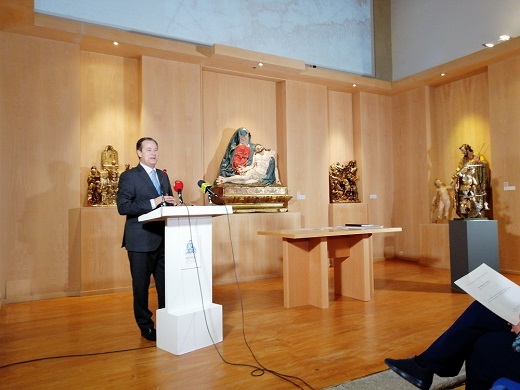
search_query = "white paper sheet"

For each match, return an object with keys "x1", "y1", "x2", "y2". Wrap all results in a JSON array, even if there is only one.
[{"x1": 454, "y1": 263, "x2": 520, "y2": 324}]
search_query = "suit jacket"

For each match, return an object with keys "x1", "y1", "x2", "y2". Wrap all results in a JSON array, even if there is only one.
[{"x1": 116, "y1": 164, "x2": 173, "y2": 252}]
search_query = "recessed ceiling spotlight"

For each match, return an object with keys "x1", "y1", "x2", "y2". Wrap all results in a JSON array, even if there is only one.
[
  {"x1": 258, "y1": 62, "x2": 264, "y2": 67},
  {"x1": 483, "y1": 35, "x2": 512, "y2": 48},
  {"x1": 113, "y1": 41, "x2": 119, "y2": 46},
  {"x1": 352, "y1": 84, "x2": 357, "y2": 87},
  {"x1": 440, "y1": 73, "x2": 446, "y2": 77}
]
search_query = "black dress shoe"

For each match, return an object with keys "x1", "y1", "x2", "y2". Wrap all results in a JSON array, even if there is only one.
[
  {"x1": 140, "y1": 328, "x2": 156, "y2": 341},
  {"x1": 384, "y1": 356, "x2": 434, "y2": 390}
]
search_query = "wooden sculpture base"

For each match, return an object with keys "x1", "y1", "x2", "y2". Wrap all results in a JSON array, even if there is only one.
[{"x1": 212, "y1": 185, "x2": 292, "y2": 213}]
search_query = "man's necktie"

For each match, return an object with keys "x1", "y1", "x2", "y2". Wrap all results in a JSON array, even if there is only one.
[{"x1": 150, "y1": 169, "x2": 162, "y2": 195}]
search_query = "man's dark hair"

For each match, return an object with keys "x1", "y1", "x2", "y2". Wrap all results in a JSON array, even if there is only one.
[{"x1": 136, "y1": 137, "x2": 158, "y2": 151}]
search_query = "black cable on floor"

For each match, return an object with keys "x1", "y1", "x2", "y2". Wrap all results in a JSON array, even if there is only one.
[{"x1": 0, "y1": 345, "x2": 156, "y2": 370}]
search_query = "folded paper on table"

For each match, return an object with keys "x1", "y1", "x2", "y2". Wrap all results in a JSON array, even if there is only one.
[
  {"x1": 454, "y1": 263, "x2": 520, "y2": 324},
  {"x1": 341, "y1": 224, "x2": 384, "y2": 230}
]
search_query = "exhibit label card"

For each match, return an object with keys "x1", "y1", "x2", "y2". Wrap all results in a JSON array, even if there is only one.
[{"x1": 455, "y1": 263, "x2": 520, "y2": 324}]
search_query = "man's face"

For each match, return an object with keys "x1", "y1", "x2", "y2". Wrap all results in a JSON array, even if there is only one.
[{"x1": 137, "y1": 140, "x2": 158, "y2": 168}]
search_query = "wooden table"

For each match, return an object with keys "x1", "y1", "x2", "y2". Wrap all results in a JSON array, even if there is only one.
[{"x1": 258, "y1": 227, "x2": 402, "y2": 308}]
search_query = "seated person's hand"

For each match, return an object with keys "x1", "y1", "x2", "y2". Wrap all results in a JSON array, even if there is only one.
[{"x1": 513, "y1": 333, "x2": 520, "y2": 353}]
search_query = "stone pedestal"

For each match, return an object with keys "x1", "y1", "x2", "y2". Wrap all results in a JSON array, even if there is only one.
[{"x1": 449, "y1": 219, "x2": 499, "y2": 292}]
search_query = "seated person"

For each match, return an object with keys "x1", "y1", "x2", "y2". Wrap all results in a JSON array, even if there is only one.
[
  {"x1": 385, "y1": 301, "x2": 520, "y2": 390},
  {"x1": 216, "y1": 144, "x2": 281, "y2": 185}
]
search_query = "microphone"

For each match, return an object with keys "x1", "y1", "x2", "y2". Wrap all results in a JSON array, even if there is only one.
[
  {"x1": 174, "y1": 180, "x2": 184, "y2": 204},
  {"x1": 197, "y1": 180, "x2": 219, "y2": 198}
]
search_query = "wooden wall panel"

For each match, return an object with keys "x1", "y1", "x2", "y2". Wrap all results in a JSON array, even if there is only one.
[
  {"x1": 202, "y1": 71, "x2": 278, "y2": 187},
  {"x1": 283, "y1": 80, "x2": 330, "y2": 228},
  {"x1": 80, "y1": 51, "x2": 140, "y2": 205},
  {"x1": 391, "y1": 88, "x2": 431, "y2": 259},
  {"x1": 74, "y1": 208, "x2": 130, "y2": 294},
  {"x1": 328, "y1": 90, "x2": 354, "y2": 164},
  {"x1": 488, "y1": 56, "x2": 520, "y2": 273},
  {"x1": 328, "y1": 203, "x2": 368, "y2": 226},
  {"x1": 430, "y1": 73, "x2": 491, "y2": 266},
  {"x1": 0, "y1": 32, "x2": 80, "y2": 301},
  {"x1": 433, "y1": 73, "x2": 491, "y2": 190},
  {"x1": 419, "y1": 224, "x2": 450, "y2": 269},
  {"x1": 392, "y1": 74, "x2": 490, "y2": 262},
  {"x1": 141, "y1": 57, "x2": 203, "y2": 204},
  {"x1": 354, "y1": 92, "x2": 397, "y2": 259}
]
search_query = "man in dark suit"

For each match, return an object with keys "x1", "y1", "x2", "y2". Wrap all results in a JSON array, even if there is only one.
[{"x1": 117, "y1": 137, "x2": 176, "y2": 341}]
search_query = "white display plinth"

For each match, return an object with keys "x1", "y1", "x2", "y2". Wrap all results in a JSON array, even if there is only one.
[{"x1": 139, "y1": 205, "x2": 232, "y2": 355}]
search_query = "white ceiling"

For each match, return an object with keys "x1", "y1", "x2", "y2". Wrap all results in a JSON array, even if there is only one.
[{"x1": 391, "y1": 0, "x2": 520, "y2": 80}]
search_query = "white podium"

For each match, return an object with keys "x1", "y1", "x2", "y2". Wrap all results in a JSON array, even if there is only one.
[{"x1": 139, "y1": 205, "x2": 233, "y2": 355}]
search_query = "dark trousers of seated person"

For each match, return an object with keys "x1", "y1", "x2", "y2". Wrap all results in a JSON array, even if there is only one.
[
  {"x1": 422, "y1": 301, "x2": 520, "y2": 390},
  {"x1": 128, "y1": 245, "x2": 165, "y2": 331}
]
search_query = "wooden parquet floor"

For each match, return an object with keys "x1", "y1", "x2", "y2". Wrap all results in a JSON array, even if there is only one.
[{"x1": 2, "y1": 260, "x2": 517, "y2": 389}]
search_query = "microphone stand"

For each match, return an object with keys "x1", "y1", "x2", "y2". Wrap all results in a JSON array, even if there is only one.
[{"x1": 177, "y1": 191, "x2": 184, "y2": 205}]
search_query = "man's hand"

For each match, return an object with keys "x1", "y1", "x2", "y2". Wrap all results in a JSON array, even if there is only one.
[{"x1": 154, "y1": 195, "x2": 177, "y2": 206}]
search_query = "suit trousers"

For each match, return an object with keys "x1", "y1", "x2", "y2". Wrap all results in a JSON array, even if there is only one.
[
  {"x1": 422, "y1": 301, "x2": 520, "y2": 390},
  {"x1": 128, "y1": 242, "x2": 166, "y2": 331}
]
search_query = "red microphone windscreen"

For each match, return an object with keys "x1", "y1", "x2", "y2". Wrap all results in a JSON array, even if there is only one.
[{"x1": 174, "y1": 180, "x2": 184, "y2": 191}]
